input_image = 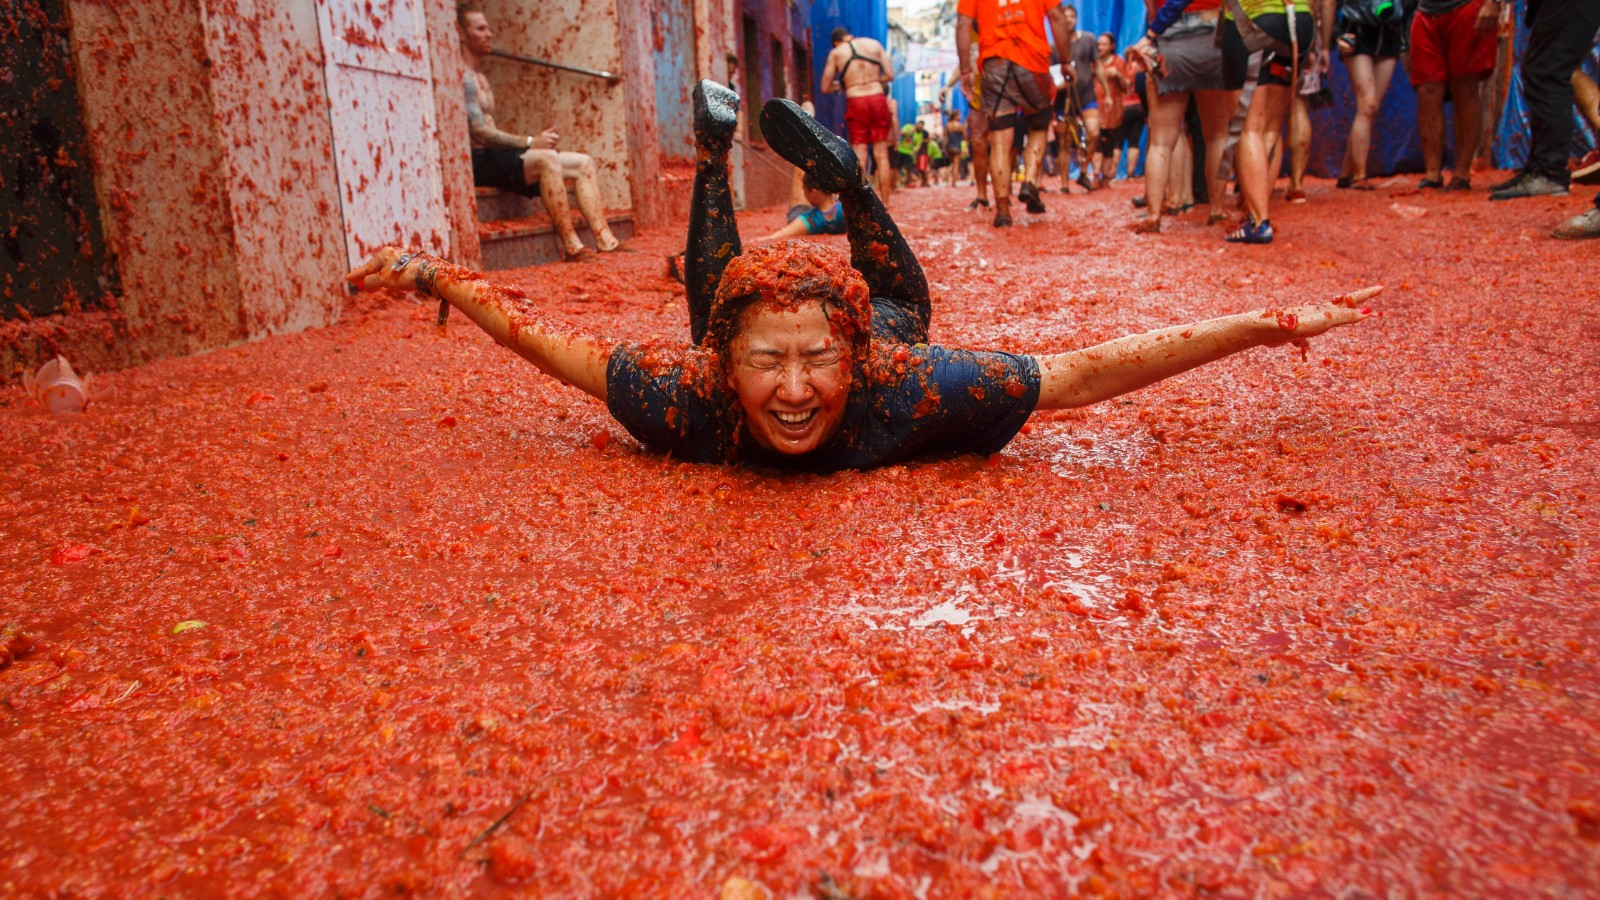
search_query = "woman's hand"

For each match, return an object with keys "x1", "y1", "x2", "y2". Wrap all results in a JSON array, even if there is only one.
[
  {"x1": 1261, "y1": 285, "x2": 1384, "y2": 348},
  {"x1": 346, "y1": 246, "x2": 426, "y2": 294}
]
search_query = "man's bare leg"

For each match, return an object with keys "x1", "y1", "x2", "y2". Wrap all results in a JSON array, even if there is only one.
[
  {"x1": 1416, "y1": 81, "x2": 1447, "y2": 184},
  {"x1": 1447, "y1": 75, "x2": 1483, "y2": 186},
  {"x1": 1023, "y1": 127, "x2": 1048, "y2": 186},
  {"x1": 523, "y1": 150, "x2": 585, "y2": 257},
  {"x1": 989, "y1": 127, "x2": 1016, "y2": 223},
  {"x1": 557, "y1": 151, "x2": 620, "y2": 250},
  {"x1": 971, "y1": 134, "x2": 990, "y2": 206},
  {"x1": 871, "y1": 141, "x2": 894, "y2": 199}
]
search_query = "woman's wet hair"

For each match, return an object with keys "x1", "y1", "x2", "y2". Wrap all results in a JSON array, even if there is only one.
[{"x1": 704, "y1": 241, "x2": 872, "y2": 364}]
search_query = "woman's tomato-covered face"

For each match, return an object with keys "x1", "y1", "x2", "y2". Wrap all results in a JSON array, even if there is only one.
[{"x1": 725, "y1": 301, "x2": 853, "y2": 456}]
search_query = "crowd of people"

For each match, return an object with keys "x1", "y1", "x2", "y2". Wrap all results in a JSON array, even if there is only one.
[{"x1": 873, "y1": 0, "x2": 1599, "y2": 243}]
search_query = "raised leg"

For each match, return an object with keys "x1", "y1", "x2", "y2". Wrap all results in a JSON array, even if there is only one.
[
  {"x1": 686, "y1": 81, "x2": 741, "y2": 345},
  {"x1": 759, "y1": 99, "x2": 930, "y2": 335}
]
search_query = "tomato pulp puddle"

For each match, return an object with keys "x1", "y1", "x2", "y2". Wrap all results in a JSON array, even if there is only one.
[{"x1": 2, "y1": 183, "x2": 1598, "y2": 895}]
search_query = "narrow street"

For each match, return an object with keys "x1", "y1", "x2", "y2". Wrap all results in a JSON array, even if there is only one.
[{"x1": 3, "y1": 177, "x2": 1597, "y2": 894}]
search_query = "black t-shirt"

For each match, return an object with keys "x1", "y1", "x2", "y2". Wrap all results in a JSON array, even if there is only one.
[{"x1": 605, "y1": 300, "x2": 1042, "y2": 471}]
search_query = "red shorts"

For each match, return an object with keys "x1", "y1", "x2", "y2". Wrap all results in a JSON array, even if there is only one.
[
  {"x1": 1409, "y1": 0, "x2": 1497, "y2": 84},
  {"x1": 844, "y1": 93, "x2": 892, "y2": 145}
]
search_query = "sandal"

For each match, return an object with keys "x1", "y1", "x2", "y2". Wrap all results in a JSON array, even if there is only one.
[
  {"x1": 1418, "y1": 177, "x2": 1445, "y2": 190},
  {"x1": 1446, "y1": 176, "x2": 1472, "y2": 191},
  {"x1": 1162, "y1": 202, "x2": 1193, "y2": 216},
  {"x1": 1225, "y1": 218, "x2": 1274, "y2": 244},
  {"x1": 1206, "y1": 212, "x2": 1229, "y2": 226}
]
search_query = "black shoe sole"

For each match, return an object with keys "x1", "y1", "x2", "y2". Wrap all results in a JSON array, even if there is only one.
[
  {"x1": 1018, "y1": 183, "x2": 1045, "y2": 214},
  {"x1": 692, "y1": 81, "x2": 739, "y2": 153},
  {"x1": 758, "y1": 99, "x2": 862, "y2": 194}
]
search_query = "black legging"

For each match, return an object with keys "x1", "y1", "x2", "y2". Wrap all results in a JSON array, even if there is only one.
[{"x1": 685, "y1": 108, "x2": 931, "y2": 346}]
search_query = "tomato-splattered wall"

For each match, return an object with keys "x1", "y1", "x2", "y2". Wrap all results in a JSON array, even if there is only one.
[
  {"x1": 1, "y1": 0, "x2": 480, "y2": 381},
  {"x1": 198, "y1": 0, "x2": 344, "y2": 339}
]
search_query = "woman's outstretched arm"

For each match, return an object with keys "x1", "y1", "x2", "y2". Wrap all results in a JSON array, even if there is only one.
[
  {"x1": 347, "y1": 246, "x2": 614, "y2": 401},
  {"x1": 1034, "y1": 286, "x2": 1383, "y2": 410}
]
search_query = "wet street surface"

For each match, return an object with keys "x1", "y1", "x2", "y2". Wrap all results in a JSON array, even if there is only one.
[{"x1": 3, "y1": 177, "x2": 1597, "y2": 894}]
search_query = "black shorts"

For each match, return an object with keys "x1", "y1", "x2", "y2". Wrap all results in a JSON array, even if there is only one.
[
  {"x1": 471, "y1": 147, "x2": 540, "y2": 196},
  {"x1": 1222, "y1": 12, "x2": 1316, "y2": 90},
  {"x1": 1119, "y1": 104, "x2": 1147, "y2": 146},
  {"x1": 1340, "y1": 20, "x2": 1409, "y2": 60}
]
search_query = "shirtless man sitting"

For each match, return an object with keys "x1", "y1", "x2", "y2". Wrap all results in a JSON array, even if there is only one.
[
  {"x1": 458, "y1": 4, "x2": 621, "y2": 260},
  {"x1": 820, "y1": 27, "x2": 896, "y2": 201}
]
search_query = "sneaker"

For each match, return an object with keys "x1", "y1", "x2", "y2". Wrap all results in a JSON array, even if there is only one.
[
  {"x1": 1018, "y1": 181, "x2": 1046, "y2": 214},
  {"x1": 758, "y1": 98, "x2": 861, "y2": 194},
  {"x1": 692, "y1": 80, "x2": 739, "y2": 157},
  {"x1": 993, "y1": 212, "x2": 1013, "y2": 228},
  {"x1": 1488, "y1": 169, "x2": 1529, "y2": 193},
  {"x1": 1225, "y1": 218, "x2": 1274, "y2": 244},
  {"x1": 1552, "y1": 206, "x2": 1600, "y2": 240},
  {"x1": 1285, "y1": 189, "x2": 1308, "y2": 203},
  {"x1": 1489, "y1": 171, "x2": 1570, "y2": 201},
  {"x1": 1077, "y1": 172, "x2": 1095, "y2": 192},
  {"x1": 968, "y1": 197, "x2": 990, "y2": 209},
  {"x1": 1572, "y1": 151, "x2": 1600, "y2": 186}
]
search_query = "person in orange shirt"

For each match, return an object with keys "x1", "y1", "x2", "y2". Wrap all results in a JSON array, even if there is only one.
[{"x1": 957, "y1": 0, "x2": 1075, "y2": 228}]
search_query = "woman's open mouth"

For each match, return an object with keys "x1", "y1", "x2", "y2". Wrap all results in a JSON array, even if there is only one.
[{"x1": 770, "y1": 409, "x2": 818, "y2": 435}]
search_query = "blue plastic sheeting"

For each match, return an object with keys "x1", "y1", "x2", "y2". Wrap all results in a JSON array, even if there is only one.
[
  {"x1": 1068, "y1": 0, "x2": 1149, "y2": 62},
  {"x1": 809, "y1": 0, "x2": 890, "y2": 137},
  {"x1": 1493, "y1": 1, "x2": 1600, "y2": 170},
  {"x1": 892, "y1": 72, "x2": 919, "y2": 127}
]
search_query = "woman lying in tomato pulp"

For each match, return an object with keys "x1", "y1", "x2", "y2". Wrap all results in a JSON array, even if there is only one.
[{"x1": 349, "y1": 82, "x2": 1380, "y2": 472}]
